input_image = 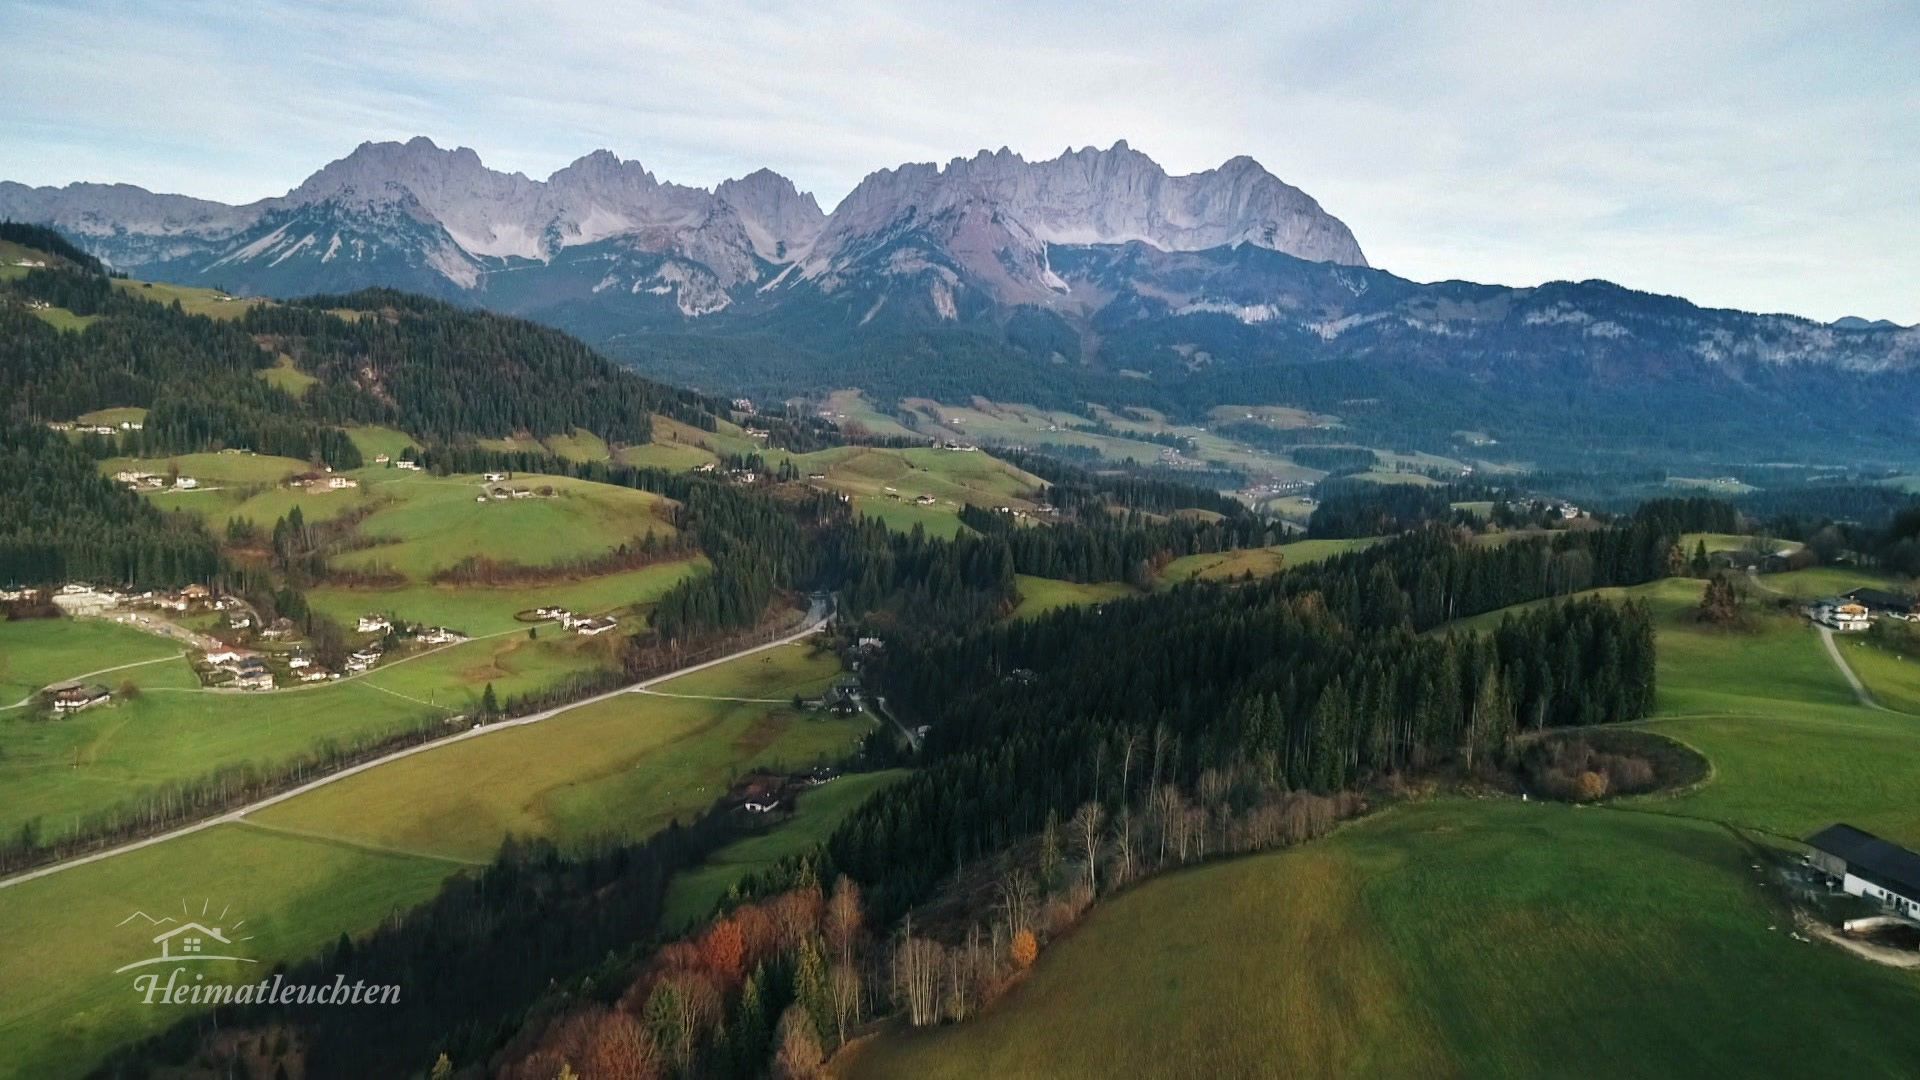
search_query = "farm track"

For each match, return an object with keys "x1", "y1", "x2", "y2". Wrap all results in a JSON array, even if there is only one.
[
  {"x1": 0, "y1": 652, "x2": 188, "y2": 711},
  {"x1": 1816, "y1": 624, "x2": 1898, "y2": 713}
]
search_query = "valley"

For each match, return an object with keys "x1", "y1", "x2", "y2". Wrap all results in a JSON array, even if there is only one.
[{"x1": 4, "y1": 78, "x2": 1920, "y2": 1080}]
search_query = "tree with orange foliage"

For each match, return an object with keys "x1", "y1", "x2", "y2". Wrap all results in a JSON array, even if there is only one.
[
  {"x1": 1009, "y1": 929, "x2": 1038, "y2": 969},
  {"x1": 698, "y1": 918, "x2": 746, "y2": 985},
  {"x1": 733, "y1": 902, "x2": 779, "y2": 966}
]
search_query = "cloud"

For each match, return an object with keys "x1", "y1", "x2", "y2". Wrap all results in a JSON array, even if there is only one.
[{"x1": 2, "y1": 0, "x2": 1914, "y2": 321}]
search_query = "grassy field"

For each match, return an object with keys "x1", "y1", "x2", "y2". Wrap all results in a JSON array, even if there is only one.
[
  {"x1": 306, "y1": 557, "x2": 704, "y2": 636},
  {"x1": 101, "y1": 451, "x2": 312, "y2": 486},
  {"x1": 0, "y1": 638, "x2": 870, "y2": 1078},
  {"x1": 1680, "y1": 532, "x2": 1803, "y2": 556},
  {"x1": 0, "y1": 675, "x2": 444, "y2": 839},
  {"x1": 846, "y1": 801, "x2": 1920, "y2": 1078},
  {"x1": 251, "y1": 642, "x2": 868, "y2": 863},
  {"x1": 75, "y1": 407, "x2": 148, "y2": 428},
  {"x1": 1156, "y1": 537, "x2": 1378, "y2": 587},
  {"x1": 357, "y1": 631, "x2": 620, "y2": 711},
  {"x1": 0, "y1": 618, "x2": 188, "y2": 707},
  {"x1": 663, "y1": 769, "x2": 908, "y2": 929},
  {"x1": 1756, "y1": 564, "x2": 1895, "y2": 601},
  {"x1": 848, "y1": 572, "x2": 1920, "y2": 1076},
  {"x1": 343, "y1": 425, "x2": 418, "y2": 462},
  {"x1": 1009, "y1": 576, "x2": 1139, "y2": 619},
  {"x1": 544, "y1": 427, "x2": 611, "y2": 463},
  {"x1": 775, "y1": 445, "x2": 1044, "y2": 536},
  {"x1": 617, "y1": 438, "x2": 717, "y2": 472},
  {"x1": 1844, "y1": 638, "x2": 1920, "y2": 714},
  {"x1": 147, "y1": 480, "x2": 375, "y2": 526},
  {"x1": 0, "y1": 822, "x2": 454, "y2": 1080},
  {"x1": 325, "y1": 473, "x2": 677, "y2": 580},
  {"x1": 111, "y1": 279, "x2": 267, "y2": 320},
  {"x1": 255, "y1": 355, "x2": 318, "y2": 397},
  {"x1": 819, "y1": 390, "x2": 918, "y2": 439},
  {"x1": 30, "y1": 304, "x2": 100, "y2": 332}
]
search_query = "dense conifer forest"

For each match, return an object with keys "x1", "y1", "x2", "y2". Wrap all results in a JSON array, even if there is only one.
[{"x1": 0, "y1": 423, "x2": 221, "y2": 587}]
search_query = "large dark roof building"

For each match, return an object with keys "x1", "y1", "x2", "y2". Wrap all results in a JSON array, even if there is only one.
[
  {"x1": 1806, "y1": 824, "x2": 1920, "y2": 918},
  {"x1": 1841, "y1": 588, "x2": 1918, "y2": 616}
]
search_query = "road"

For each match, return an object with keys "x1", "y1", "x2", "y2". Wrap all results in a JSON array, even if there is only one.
[
  {"x1": 0, "y1": 599, "x2": 830, "y2": 891},
  {"x1": 872, "y1": 694, "x2": 922, "y2": 750},
  {"x1": 1818, "y1": 624, "x2": 1893, "y2": 712}
]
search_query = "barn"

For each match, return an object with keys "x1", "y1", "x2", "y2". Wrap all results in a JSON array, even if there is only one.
[{"x1": 1806, "y1": 824, "x2": 1920, "y2": 921}]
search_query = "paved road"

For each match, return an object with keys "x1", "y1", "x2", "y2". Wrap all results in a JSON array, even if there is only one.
[{"x1": 0, "y1": 602, "x2": 830, "y2": 891}]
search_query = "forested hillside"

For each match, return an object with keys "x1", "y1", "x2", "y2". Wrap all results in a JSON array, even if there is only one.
[
  {"x1": 0, "y1": 252, "x2": 721, "y2": 458},
  {"x1": 0, "y1": 231, "x2": 736, "y2": 590},
  {"x1": 0, "y1": 423, "x2": 220, "y2": 587}
]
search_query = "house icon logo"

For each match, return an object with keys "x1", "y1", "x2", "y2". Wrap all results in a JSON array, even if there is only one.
[{"x1": 113, "y1": 900, "x2": 258, "y2": 974}]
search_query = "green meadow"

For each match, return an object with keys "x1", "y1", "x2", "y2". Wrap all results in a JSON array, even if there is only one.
[
  {"x1": 29, "y1": 305, "x2": 100, "y2": 332},
  {"x1": 1155, "y1": 537, "x2": 1379, "y2": 587},
  {"x1": 0, "y1": 618, "x2": 188, "y2": 707},
  {"x1": 251, "y1": 642, "x2": 867, "y2": 863},
  {"x1": 254, "y1": 355, "x2": 318, "y2": 397},
  {"x1": 743, "y1": 443, "x2": 1051, "y2": 537},
  {"x1": 1009, "y1": 576, "x2": 1138, "y2": 619},
  {"x1": 846, "y1": 802, "x2": 1920, "y2": 1079},
  {"x1": 847, "y1": 572, "x2": 1920, "y2": 1077},
  {"x1": 74, "y1": 406, "x2": 148, "y2": 428},
  {"x1": 356, "y1": 631, "x2": 619, "y2": 710},
  {"x1": 101, "y1": 451, "x2": 311, "y2": 486},
  {"x1": 110, "y1": 278, "x2": 267, "y2": 320},
  {"x1": 306, "y1": 557, "x2": 705, "y2": 636},
  {"x1": 0, "y1": 823, "x2": 453, "y2": 1080},
  {"x1": 662, "y1": 769, "x2": 909, "y2": 929},
  {"x1": 343, "y1": 425, "x2": 418, "y2": 461},
  {"x1": 147, "y1": 479, "x2": 376, "y2": 526},
  {"x1": 0, "y1": 675, "x2": 443, "y2": 839},
  {"x1": 0, "y1": 639, "x2": 866, "y2": 1079},
  {"x1": 325, "y1": 473, "x2": 677, "y2": 580}
]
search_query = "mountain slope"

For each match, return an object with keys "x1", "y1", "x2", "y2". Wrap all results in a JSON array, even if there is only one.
[
  {"x1": 0, "y1": 231, "x2": 722, "y2": 461},
  {"x1": 0, "y1": 139, "x2": 1356, "y2": 318}
]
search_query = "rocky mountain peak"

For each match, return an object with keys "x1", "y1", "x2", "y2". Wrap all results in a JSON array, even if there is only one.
[
  {"x1": 714, "y1": 169, "x2": 826, "y2": 259},
  {"x1": 808, "y1": 142, "x2": 1365, "y2": 273}
]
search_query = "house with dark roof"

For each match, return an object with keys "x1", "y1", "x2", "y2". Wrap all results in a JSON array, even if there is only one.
[
  {"x1": 1841, "y1": 588, "x2": 1918, "y2": 619},
  {"x1": 1806, "y1": 824, "x2": 1920, "y2": 920}
]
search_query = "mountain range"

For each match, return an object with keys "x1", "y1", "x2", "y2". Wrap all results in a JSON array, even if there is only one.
[
  {"x1": 0, "y1": 137, "x2": 1361, "y2": 318},
  {"x1": 6, "y1": 138, "x2": 1918, "y2": 467}
]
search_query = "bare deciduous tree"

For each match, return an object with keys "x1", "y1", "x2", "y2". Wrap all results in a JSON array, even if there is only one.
[{"x1": 1071, "y1": 801, "x2": 1106, "y2": 895}]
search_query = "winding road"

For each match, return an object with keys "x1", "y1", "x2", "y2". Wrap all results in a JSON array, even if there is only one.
[{"x1": 0, "y1": 599, "x2": 830, "y2": 891}]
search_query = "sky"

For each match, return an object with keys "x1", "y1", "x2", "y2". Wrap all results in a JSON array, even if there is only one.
[{"x1": 3, "y1": 0, "x2": 1916, "y2": 323}]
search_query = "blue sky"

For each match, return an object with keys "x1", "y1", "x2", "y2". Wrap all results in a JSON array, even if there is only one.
[{"x1": 3, "y1": 0, "x2": 1915, "y2": 322}]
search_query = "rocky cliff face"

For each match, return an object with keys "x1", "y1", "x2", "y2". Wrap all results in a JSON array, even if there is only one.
[
  {"x1": 0, "y1": 138, "x2": 828, "y2": 307},
  {"x1": 786, "y1": 141, "x2": 1365, "y2": 313},
  {"x1": 0, "y1": 138, "x2": 1354, "y2": 313},
  {"x1": 810, "y1": 141, "x2": 1364, "y2": 269}
]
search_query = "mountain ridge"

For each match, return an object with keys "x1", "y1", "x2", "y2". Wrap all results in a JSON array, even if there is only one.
[{"x1": 0, "y1": 137, "x2": 1362, "y2": 306}]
